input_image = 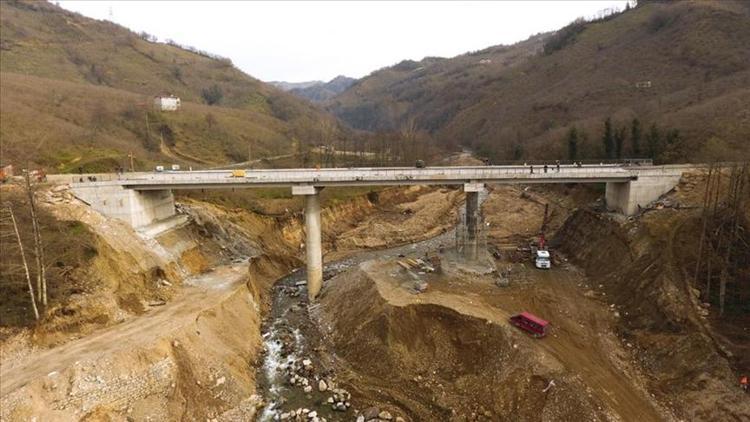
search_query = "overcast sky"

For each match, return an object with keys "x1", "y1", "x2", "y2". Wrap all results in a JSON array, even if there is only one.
[{"x1": 58, "y1": 1, "x2": 629, "y2": 83}]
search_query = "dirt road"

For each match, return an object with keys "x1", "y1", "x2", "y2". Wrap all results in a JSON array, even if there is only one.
[{"x1": 0, "y1": 264, "x2": 248, "y2": 395}]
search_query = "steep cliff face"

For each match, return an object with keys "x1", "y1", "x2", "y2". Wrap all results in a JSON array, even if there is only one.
[{"x1": 554, "y1": 207, "x2": 749, "y2": 420}]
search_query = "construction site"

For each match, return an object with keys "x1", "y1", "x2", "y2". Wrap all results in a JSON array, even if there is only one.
[
  {"x1": 0, "y1": 157, "x2": 748, "y2": 422},
  {"x1": 4, "y1": 1, "x2": 750, "y2": 420}
]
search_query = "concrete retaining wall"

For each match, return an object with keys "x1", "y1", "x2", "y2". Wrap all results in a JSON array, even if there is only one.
[
  {"x1": 71, "y1": 184, "x2": 175, "y2": 228},
  {"x1": 606, "y1": 167, "x2": 684, "y2": 215}
]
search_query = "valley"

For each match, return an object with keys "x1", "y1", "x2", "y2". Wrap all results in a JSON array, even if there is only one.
[{"x1": 1, "y1": 1, "x2": 749, "y2": 421}]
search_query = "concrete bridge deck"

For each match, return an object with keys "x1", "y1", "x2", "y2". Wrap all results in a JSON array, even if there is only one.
[
  {"x1": 113, "y1": 165, "x2": 638, "y2": 190},
  {"x1": 68, "y1": 164, "x2": 688, "y2": 300}
]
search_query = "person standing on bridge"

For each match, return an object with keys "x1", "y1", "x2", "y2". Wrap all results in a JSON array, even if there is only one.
[
  {"x1": 543, "y1": 164, "x2": 548, "y2": 173},
  {"x1": 530, "y1": 165, "x2": 534, "y2": 174},
  {"x1": 555, "y1": 160, "x2": 560, "y2": 172}
]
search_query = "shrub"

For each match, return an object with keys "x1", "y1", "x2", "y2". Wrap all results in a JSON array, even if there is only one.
[
  {"x1": 201, "y1": 84, "x2": 223, "y2": 105},
  {"x1": 543, "y1": 18, "x2": 586, "y2": 55},
  {"x1": 648, "y1": 9, "x2": 674, "y2": 33}
]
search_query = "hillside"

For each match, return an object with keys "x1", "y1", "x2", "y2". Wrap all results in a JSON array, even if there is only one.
[
  {"x1": 269, "y1": 80, "x2": 324, "y2": 91},
  {"x1": 0, "y1": 0, "x2": 345, "y2": 172},
  {"x1": 272, "y1": 76, "x2": 356, "y2": 103},
  {"x1": 289, "y1": 75, "x2": 356, "y2": 102},
  {"x1": 328, "y1": 1, "x2": 750, "y2": 162}
]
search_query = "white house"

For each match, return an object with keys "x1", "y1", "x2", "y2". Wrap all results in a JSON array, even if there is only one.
[{"x1": 154, "y1": 95, "x2": 181, "y2": 111}]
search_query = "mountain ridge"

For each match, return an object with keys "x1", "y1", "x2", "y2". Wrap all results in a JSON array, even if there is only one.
[
  {"x1": 0, "y1": 0, "x2": 346, "y2": 171},
  {"x1": 327, "y1": 0, "x2": 750, "y2": 162}
]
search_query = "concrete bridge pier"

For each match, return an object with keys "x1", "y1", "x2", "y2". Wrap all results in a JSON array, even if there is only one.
[
  {"x1": 464, "y1": 182, "x2": 484, "y2": 261},
  {"x1": 293, "y1": 185, "x2": 323, "y2": 300}
]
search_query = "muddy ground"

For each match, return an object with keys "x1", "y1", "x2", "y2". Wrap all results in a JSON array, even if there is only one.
[{"x1": 1, "y1": 168, "x2": 748, "y2": 421}]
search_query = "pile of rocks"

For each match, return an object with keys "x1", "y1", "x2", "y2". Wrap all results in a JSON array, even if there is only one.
[
  {"x1": 277, "y1": 284, "x2": 302, "y2": 298},
  {"x1": 324, "y1": 387, "x2": 351, "y2": 412},
  {"x1": 276, "y1": 408, "x2": 327, "y2": 422},
  {"x1": 355, "y1": 407, "x2": 405, "y2": 422},
  {"x1": 285, "y1": 358, "x2": 316, "y2": 393}
]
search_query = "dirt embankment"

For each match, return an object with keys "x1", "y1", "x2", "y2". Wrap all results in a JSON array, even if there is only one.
[
  {"x1": 1, "y1": 184, "x2": 465, "y2": 421},
  {"x1": 317, "y1": 263, "x2": 649, "y2": 421},
  {"x1": 554, "y1": 207, "x2": 750, "y2": 420}
]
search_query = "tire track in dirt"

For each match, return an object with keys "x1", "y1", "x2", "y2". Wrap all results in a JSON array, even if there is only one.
[{"x1": 0, "y1": 265, "x2": 248, "y2": 395}]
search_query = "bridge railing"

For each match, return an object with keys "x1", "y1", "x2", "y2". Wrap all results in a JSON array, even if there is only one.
[{"x1": 113, "y1": 164, "x2": 636, "y2": 186}]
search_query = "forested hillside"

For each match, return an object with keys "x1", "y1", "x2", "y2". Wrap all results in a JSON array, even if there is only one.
[
  {"x1": 328, "y1": 1, "x2": 750, "y2": 163},
  {"x1": 0, "y1": 0, "x2": 346, "y2": 172}
]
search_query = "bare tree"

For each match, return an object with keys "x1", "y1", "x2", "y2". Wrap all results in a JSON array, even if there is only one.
[
  {"x1": 5, "y1": 205, "x2": 39, "y2": 320},
  {"x1": 24, "y1": 170, "x2": 47, "y2": 307},
  {"x1": 400, "y1": 118, "x2": 419, "y2": 164}
]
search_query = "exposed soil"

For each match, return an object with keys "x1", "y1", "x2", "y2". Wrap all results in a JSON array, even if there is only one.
[{"x1": 2, "y1": 168, "x2": 748, "y2": 421}]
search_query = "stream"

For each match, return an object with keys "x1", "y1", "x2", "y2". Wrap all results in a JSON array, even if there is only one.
[
  {"x1": 255, "y1": 233, "x2": 454, "y2": 421},
  {"x1": 256, "y1": 191, "x2": 488, "y2": 421}
]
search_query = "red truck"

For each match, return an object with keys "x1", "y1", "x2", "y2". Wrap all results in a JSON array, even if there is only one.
[{"x1": 510, "y1": 312, "x2": 549, "y2": 338}]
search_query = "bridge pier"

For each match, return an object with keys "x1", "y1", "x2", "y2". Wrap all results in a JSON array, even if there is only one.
[
  {"x1": 464, "y1": 182, "x2": 484, "y2": 261},
  {"x1": 293, "y1": 186, "x2": 323, "y2": 300}
]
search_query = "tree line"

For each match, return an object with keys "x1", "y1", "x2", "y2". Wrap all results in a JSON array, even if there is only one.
[
  {"x1": 566, "y1": 117, "x2": 686, "y2": 163},
  {"x1": 1, "y1": 174, "x2": 96, "y2": 325}
]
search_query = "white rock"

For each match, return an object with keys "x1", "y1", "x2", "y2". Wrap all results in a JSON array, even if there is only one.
[{"x1": 318, "y1": 379, "x2": 328, "y2": 392}]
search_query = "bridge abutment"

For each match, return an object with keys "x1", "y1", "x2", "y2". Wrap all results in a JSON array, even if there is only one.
[
  {"x1": 292, "y1": 186, "x2": 323, "y2": 300},
  {"x1": 605, "y1": 168, "x2": 683, "y2": 215},
  {"x1": 71, "y1": 184, "x2": 175, "y2": 228}
]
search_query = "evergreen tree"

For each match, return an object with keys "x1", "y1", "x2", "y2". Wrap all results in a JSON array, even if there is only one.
[
  {"x1": 614, "y1": 126, "x2": 626, "y2": 159},
  {"x1": 602, "y1": 117, "x2": 614, "y2": 159},
  {"x1": 661, "y1": 129, "x2": 685, "y2": 163},
  {"x1": 646, "y1": 123, "x2": 661, "y2": 160},
  {"x1": 566, "y1": 127, "x2": 579, "y2": 161},
  {"x1": 512, "y1": 142, "x2": 524, "y2": 161},
  {"x1": 630, "y1": 118, "x2": 642, "y2": 156}
]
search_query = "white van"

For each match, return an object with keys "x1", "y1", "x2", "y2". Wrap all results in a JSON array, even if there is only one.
[{"x1": 535, "y1": 250, "x2": 551, "y2": 269}]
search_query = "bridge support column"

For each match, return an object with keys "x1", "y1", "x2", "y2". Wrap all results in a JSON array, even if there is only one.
[
  {"x1": 293, "y1": 186, "x2": 323, "y2": 300},
  {"x1": 464, "y1": 183, "x2": 484, "y2": 261}
]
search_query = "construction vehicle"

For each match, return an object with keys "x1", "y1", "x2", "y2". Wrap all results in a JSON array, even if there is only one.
[
  {"x1": 533, "y1": 204, "x2": 552, "y2": 269},
  {"x1": 510, "y1": 312, "x2": 549, "y2": 338},
  {"x1": 231, "y1": 169, "x2": 246, "y2": 177},
  {"x1": 534, "y1": 249, "x2": 551, "y2": 269}
]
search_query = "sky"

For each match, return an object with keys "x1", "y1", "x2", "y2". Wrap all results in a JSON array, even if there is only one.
[{"x1": 58, "y1": 1, "x2": 629, "y2": 83}]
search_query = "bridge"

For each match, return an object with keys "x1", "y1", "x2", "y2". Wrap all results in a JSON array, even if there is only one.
[{"x1": 68, "y1": 164, "x2": 686, "y2": 299}]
